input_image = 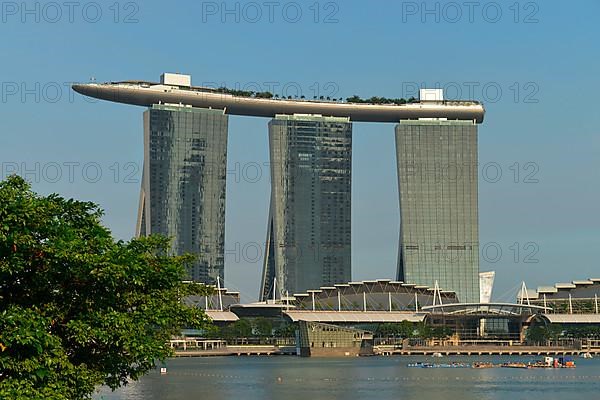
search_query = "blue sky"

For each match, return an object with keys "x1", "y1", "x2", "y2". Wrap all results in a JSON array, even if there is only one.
[{"x1": 1, "y1": 0, "x2": 599, "y2": 302}]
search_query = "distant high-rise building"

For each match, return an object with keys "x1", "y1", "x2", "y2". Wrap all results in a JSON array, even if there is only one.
[
  {"x1": 261, "y1": 115, "x2": 352, "y2": 300},
  {"x1": 136, "y1": 104, "x2": 228, "y2": 284},
  {"x1": 396, "y1": 119, "x2": 480, "y2": 302}
]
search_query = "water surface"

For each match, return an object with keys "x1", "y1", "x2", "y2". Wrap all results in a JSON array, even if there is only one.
[{"x1": 95, "y1": 356, "x2": 600, "y2": 400}]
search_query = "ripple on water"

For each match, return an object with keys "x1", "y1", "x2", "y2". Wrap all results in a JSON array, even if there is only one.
[{"x1": 94, "y1": 356, "x2": 600, "y2": 400}]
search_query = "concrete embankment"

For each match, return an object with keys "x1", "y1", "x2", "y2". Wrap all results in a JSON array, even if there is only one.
[
  {"x1": 174, "y1": 345, "x2": 297, "y2": 357},
  {"x1": 375, "y1": 346, "x2": 599, "y2": 356}
]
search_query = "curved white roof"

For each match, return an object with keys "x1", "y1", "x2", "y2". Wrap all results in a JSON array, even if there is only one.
[
  {"x1": 283, "y1": 311, "x2": 425, "y2": 323},
  {"x1": 540, "y1": 314, "x2": 600, "y2": 324}
]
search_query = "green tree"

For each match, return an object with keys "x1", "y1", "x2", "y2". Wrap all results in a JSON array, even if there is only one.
[
  {"x1": 202, "y1": 324, "x2": 222, "y2": 339},
  {"x1": 376, "y1": 321, "x2": 417, "y2": 338},
  {"x1": 526, "y1": 324, "x2": 562, "y2": 344},
  {"x1": 230, "y1": 319, "x2": 253, "y2": 338},
  {"x1": 254, "y1": 318, "x2": 273, "y2": 337},
  {"x1": 526, "y1": 325, "x2": 549, "y2": 344},
  {"x1": 273, "y1": 323, "x2": 296, "y2": 338},
  {"x1": 0, "y1": 176, "x2": 210, "y2": 399},
  {"x1": 398, "y1": 320, "x2": 416, "y2": 338},
  {"x1": 414, "y1": 323, "x2": 434, "y2": 339},
  {"x1": 431, "y1": 326, "x2": 452, "y2": 340},
  {"x1": 376, "y1": 323, "x2": 396, "y2": 336}
]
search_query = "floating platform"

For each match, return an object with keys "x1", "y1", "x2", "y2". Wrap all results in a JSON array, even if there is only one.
[{"x1": 408, "y1": 357, "x2": 576, "y2": 369}]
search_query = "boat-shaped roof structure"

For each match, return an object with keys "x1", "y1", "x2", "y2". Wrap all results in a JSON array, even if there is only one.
[{"x1": 72, "y1": 76, "x2": 485, "y2": 123}]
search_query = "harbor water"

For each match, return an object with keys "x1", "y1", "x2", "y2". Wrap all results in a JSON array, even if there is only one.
[{"x1": 95, "y1": 356, "x2": 600, "y2": 400}]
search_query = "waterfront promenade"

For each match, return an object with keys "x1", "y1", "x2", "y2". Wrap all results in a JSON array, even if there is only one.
[
  {"x1": 170, "y1": 338, "x2": 600, "y2": 358},
  {"x1": 174, "y1": 345, "x2": 297, "y2": 357},
  {"x1": 172, "y1": 344, "x2": 599, "y2": 358},
  {"x1": 378, "y1": 346, "x2": 597, "y2": 356}
]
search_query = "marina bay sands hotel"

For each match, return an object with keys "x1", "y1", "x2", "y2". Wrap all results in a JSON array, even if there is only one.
[{"x1": 73, "y1": 73, "x2": 485, "y2": 303}]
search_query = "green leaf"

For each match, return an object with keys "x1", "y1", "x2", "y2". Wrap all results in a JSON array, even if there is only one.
[{"x1": 0, "y1": 175, "x2": 211, "y2": 399}]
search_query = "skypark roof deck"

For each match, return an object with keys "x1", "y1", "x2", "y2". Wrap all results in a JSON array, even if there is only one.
[{"x1": 72, "y1": 78, "x2": 485, "y2": 123}]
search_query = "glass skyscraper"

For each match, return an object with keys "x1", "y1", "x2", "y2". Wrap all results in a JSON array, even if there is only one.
[
  {"x1": 396, "y1": 120, "x2": 480, "y2": 303},
  {"x1": 136, "y1": 104, "x2": 228, "y2": 284},
  {"x1": 260, "y1": 115, "x2": 352, "y2": 300}
]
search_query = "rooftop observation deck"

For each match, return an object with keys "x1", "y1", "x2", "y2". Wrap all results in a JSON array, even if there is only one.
[{"x1": 72, "y1": 80, "x2": 485, "y2": 123}]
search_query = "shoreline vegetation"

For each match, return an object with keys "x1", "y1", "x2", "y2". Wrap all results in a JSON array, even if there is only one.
[
  {"x1": 211, "y1": 86, "x2": 419, "y2": 104},
  {"x1": 0, "y1": 176, "x2": 211, "y2": 400}
]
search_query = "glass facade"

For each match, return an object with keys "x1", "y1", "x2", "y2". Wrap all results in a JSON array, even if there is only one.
[
  {"x1": 261, "y1": 115, "x2": 352, "y2": 300},
  {"x1": 136, "y1": 104, "x2": 228, "y2": 284},
  {"x1": 395, "y1": 120, "x2": 480, "y2": 303}
]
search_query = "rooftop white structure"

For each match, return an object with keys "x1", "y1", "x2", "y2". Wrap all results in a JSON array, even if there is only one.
[
  {"x1": 419, "y1": 88, "x2": 444, "y2": 101},
  {"x1": 160, "y1": 72, "x2": 191, "y2": 87}
]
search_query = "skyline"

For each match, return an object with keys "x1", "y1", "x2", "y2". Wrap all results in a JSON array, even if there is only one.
[
  {"x1": 4, "y1": 2, "x2": 600, "y2": 398},
  {"x1": 2, "y1": 0, "x2": 599, "y2": 302},
  {"x1": 72, "y1": 76, "x2": 486, "y2": 301}
]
